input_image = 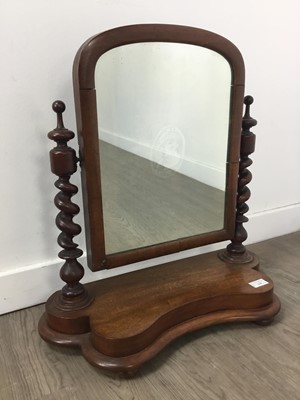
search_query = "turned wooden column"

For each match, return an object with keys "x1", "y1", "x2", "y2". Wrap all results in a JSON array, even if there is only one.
[
  {"x1": 219, "y1": 95, "x2": 257, "y2": 263},
  {"x1": 48, "y1": 100, "x2": 93, "y2": 310}
]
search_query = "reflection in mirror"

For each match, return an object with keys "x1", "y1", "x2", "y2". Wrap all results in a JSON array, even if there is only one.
[{"x1": 95, "y1": 42, "x2": 231, "y2": 255}]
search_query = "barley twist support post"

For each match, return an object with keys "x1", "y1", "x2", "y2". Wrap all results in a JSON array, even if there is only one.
[
  {"x1": 48, "y1": 100, "x2": 93, "y2": 310},
  {"x1": 219, "y1": 95, "x2": 257, "y2": 263}
]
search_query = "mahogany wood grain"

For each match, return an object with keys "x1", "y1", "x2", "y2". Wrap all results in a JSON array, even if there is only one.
[{"x1": 39, "y1": 250, "x2": 280, "y2": 373}]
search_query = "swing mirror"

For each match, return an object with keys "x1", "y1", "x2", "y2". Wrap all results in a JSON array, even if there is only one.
[{"x1": 73, "y1": 24, "x2": 245, "y2": 270}]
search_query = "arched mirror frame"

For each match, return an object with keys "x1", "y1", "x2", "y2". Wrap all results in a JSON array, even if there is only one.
[{"x1": 73, "y1": 24, "x2": 245, "y2": 271}]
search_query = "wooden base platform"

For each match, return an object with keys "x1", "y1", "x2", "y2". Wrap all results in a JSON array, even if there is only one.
[{"x1": 39, "y1": 250, "x2": 280, "y2": 374}]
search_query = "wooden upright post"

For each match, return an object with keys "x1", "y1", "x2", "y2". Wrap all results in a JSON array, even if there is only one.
[
  {"x1": 48, "y1": 100, "x2": 93, "y2": 310},
  {"x1": 219, "y1": 95, "x2": 257, "y2": 263}
]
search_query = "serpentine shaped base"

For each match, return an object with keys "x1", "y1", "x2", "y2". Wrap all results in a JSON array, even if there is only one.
[{"x1": 39, "y1": 250, "x2": 280, "y2": 374}]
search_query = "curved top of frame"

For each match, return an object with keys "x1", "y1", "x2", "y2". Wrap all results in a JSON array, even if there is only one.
[{"x1": 73, "y1": 24, "x2": 245, "y2": 89}]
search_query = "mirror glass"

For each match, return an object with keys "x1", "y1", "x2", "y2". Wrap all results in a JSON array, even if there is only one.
[{"x1": 95, "y1": 42, "x2": 231, "y2": 255}]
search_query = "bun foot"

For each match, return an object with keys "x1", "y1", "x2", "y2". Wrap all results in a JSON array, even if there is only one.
[{"x1": 255, "y1": 318, "x2": 274, "y2": 326}]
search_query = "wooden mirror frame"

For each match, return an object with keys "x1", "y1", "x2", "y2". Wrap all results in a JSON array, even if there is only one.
[
  {"x1": 39, "y1": 24, "x2": 280, "y2": 375},
  {"x1": 73, "y1": 24, "x2": 245, "y2": 271}
]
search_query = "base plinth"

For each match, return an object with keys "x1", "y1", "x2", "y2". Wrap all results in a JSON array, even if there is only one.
[{"x1": 39, "y1": 250, "x2": 280, "y2": 373}]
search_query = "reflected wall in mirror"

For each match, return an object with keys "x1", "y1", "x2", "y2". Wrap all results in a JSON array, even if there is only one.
[{"x1": 95, "y1": 43, "x2": 231, "y2": 255}]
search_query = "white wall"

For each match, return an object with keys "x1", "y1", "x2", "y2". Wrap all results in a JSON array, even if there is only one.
[{"x1": 1, "y1": 0, "x2": 300, "y2": 314}]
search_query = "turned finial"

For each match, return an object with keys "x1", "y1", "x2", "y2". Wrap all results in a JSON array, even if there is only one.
[
  {"x1": 243, "y1": 96, "x2": 257, "y2": 132},
  {"x1": 52, "y1": 100, "x2": 66, "y2": 113},
  {"x1": 48, "y1": 100, "x2": 74, "y2": 142},
  {"x1": 244, "y1": 95, "x2": 253, "y2": 105},
  {"x1": 52, "y1": 100, "x2": 66, "y2": 130}
]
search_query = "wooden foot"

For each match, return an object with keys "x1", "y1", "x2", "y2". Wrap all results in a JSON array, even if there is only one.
[
  {"x1": 39, "y1": 250, "x2": 280, "y2": 374},
  {"x1": 254, "y1": 318, "x2": 275, "y2": 326}
]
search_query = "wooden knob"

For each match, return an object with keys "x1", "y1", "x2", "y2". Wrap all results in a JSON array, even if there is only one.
[
  {"x1": 52, "y1": 100, "x2": 66, "y2": 114},
  {"x1": 244, "y1": 95, "x2": 254, "y2": 105}
]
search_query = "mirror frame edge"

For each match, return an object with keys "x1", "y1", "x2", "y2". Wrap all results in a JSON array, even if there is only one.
[{"x1": 73, "y1": 24, "x2": 245, "y2": 271}]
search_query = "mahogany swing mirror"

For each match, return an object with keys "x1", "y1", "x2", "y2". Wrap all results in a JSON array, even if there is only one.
[{"x1": 39, "y1": 24, "x2": 280, "y2": 375}]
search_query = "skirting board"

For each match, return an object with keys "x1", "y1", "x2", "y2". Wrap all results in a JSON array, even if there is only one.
[
  {"x1": 100, "y1": 129, "x2": 226, "y2": 190},
  {"x1": 1, "y1": 204, "x2": 299, "y2": 315}
]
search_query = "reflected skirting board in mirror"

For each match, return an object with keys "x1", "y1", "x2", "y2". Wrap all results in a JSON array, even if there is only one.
[{"x1": 38, "y1": 24, "x2": 280, "y2": 375}]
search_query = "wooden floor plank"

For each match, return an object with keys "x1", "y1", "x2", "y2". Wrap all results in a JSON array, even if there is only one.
[
  {"x1": 0, "y1": 232, "x2": 300, "y2": 399},
  {"x1": 100, "y1": 141, "x2": 225, "y2": 254}
]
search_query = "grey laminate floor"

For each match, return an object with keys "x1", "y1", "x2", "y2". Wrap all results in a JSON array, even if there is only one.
[
  {"x1": 100, "y1": 141, "x2": 225, "y2": 254},
  {"x1": 0, "y1": 232, "x2": 300, "y2": 400}
]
